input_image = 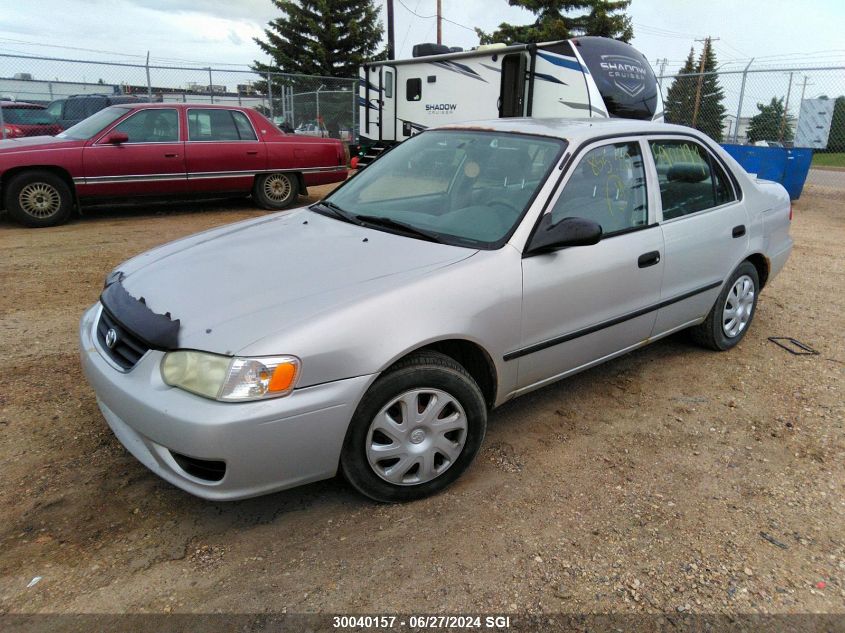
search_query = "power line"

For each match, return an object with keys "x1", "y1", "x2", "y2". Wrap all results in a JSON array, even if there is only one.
[
  {"x1": 398, "y1": 0, "x2": 423, "y2": 57},
  {"x1": 395, "y1": 0, "x2": 475, "y2": 32},
  {"x1": 0, "y1": 37, "x2": 255, "y2": 68}
]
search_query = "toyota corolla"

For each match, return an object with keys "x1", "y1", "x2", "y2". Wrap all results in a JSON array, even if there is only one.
[{"x1": 79, "y1": 118, "x2": 792, "y2": 502}]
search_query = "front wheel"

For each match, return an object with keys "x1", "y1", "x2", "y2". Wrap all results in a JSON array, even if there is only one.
[
  {"x1": 252, "y1": 172, "x2": 299, "y2": 210},
  {"x1": 341, "y1": 351, "x2": 487, "y2": 503},
  {"x1": 691, "y1": 261, "x2": 759, "y2": 351},
  {"x1": 4, "y1": 170, "x2": 73, "y2": 227}
]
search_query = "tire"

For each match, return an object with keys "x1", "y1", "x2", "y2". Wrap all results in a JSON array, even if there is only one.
[
  {"x1": 4, "y1": 170, "x2": 73, "y2": 228},
  {"x1": 341, "y1": 351, "x2": 487, "y2": 503},
  {"x1": 252, "y1": 172, "x2": 299, "y2": 210},
  {"x1": 691, "y1": 261, "x2": 759, "y2": 351}
]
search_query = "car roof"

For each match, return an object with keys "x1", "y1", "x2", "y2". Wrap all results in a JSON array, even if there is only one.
[
  {"x1": 434, "y1": 117, "x2": 702, "y2": 143},
  {"x1": 0, "y1": 101, "x2": 43, "y2": 108},
  {"x1": 117, "y1": 102, "x2": 252, "y2": 110}
]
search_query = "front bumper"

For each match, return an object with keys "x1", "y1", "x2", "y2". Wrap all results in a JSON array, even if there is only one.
[{"x1": 79, "y1": 303, "x2": 374, "y2": 501}]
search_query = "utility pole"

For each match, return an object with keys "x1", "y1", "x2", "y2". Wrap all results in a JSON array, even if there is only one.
[
  {"x1": 779, "y1": 71, "x2": 794, "y2": 142},
  {"x1": 387, "y1": 0, "x2": 395, "y2": 60},
  {"x1": 692, "y1": 36, "x2": 718, "y2": 128},
  {"x1": 436, "y1": 0, "x2": 442, "y2": 45}
]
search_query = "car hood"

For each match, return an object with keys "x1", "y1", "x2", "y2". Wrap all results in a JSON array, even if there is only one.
[
  {"x1": 0, "y1": 135, "x2": 82, "y2": 152},
  {"x1": 117, "y1": 207, "x2": 476, "y2": 354}
]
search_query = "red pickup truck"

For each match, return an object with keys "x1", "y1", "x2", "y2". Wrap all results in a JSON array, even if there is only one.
[{"x1": 0, "y1": 103, "x2": 348, "y2": 227}]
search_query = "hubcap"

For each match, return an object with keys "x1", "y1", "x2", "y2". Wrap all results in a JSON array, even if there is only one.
[
  {"x1": 263, "y1": 174, "x2": 292, "y2": 202},
  {"x1": 366, "y1": 388, "x2": 468, "y2": 486},
  {"x1": 19, "y1": 182, "x2": 61, "y2": 218},
  {"x1": 722, "y1": 274, "x2": 755, "y2": 338}
]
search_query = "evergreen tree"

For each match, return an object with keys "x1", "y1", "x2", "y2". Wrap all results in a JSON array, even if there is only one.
[
  {"x1": 663, "y1": 41, "x2": 726, "y2": 142},
  {"x1": 253, "y1": 0, "x2": 383, "y2": 78},
  {"x1": 693, "y1": 39, "x2": 726, "y2": 142},
  {"x1": 746, "y1": 97, "x2": 795, "y2": 144},
  {"x1": 663, "y1": 48, "x2": 697, "y2": 127},
  {"x1": 476, "y1": 0, "x2": 633, "y2": 46},
  {"x1": 826, "y1": 96, "x2": 845, "y2": 152}
]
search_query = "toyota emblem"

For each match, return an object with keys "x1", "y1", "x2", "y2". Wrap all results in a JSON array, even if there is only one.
[{"x1": 105, "y1": 328, "x2": 118, "y2": 349}]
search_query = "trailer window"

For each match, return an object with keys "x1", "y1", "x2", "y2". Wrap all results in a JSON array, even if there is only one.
[
  {"x1": 406, "y1": 78, "x2": 422, "y2": 101},
  {"x1": 384, "y1": 71, "x2": 393, "y2": 98}
]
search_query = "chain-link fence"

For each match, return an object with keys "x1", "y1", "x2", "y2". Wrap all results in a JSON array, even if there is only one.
[
  {"x1": 0, "y1": 53, "x2": 357, "y2": 141},
  {"x1": 657, "y1": 64, "x2": 845, "y2": 187}
]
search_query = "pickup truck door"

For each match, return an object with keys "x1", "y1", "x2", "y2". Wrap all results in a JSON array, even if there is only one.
[
  {"x1": 184, "y1": 108, "x2": 266, "y2": 193},
  {"x1": 80, "y1": 107, "x2": 187, "y2": 197},
  {"x1": 512, "y1": 138, "x2": 665, "y2": 391}
]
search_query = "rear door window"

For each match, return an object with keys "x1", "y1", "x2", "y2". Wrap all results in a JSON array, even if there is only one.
[
  {"x1": 231, "y1": 111, "x2": 257, "y2": 140},
  {"x1": 649, "y1": 140, "x2": 732, "y2": 220},
  {"x1": 188, "y1": 109, "x2": 254, "y2": 141}
]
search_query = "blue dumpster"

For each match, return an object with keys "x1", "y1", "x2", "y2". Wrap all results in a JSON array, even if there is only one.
[{"x1": 720, "y1": 144, "x2": 814, "y2": 200}]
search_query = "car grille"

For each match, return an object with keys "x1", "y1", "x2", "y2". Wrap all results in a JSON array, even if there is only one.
[{"x1": 96, "y1": 307, "x2": 150, "y2": 370}]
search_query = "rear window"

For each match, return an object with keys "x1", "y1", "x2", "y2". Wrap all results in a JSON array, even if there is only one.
[
  {"x1": 574, "y1": 36, "x2": 659, "y2": 120},
  {"x1": 1, "y1": 106, "x2": 54, "y2": 125}
]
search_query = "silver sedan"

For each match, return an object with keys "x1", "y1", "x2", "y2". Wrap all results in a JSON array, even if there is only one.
[{"x1": 79, "y1": 118, "x2": 793, "y2": 502}]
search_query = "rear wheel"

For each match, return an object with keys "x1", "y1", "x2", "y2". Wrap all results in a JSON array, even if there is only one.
[
  {"x1": 252, "y1": 172, "x2": 299, "y2": 210},
  {"x1": 5, "y1": 170, "x2": 73, "y2": 227},
  {"x1": 691, "y1": 261, "x2": 759, "y2": 351},
  {"x1": 341, "y1": 351, "x2": 487, "y2": 503}
]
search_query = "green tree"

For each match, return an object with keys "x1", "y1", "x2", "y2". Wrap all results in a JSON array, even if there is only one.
[
  {"x1": 476, "y1": 0, "x2": 633, "y2": 46},
  {"x1": 663, "y1": 48, "x2": 697, "y2": 127},
  {"x1": 662, "y1": 40, "x2": 726, "y2": 142},
  {"x1": 746, "y1": 97, "x2": 795, "y2": 144},
  {"x1": 825, "y1": 95, "x2": 845, "y2": 152},
  {"x1": 692, "y1": 39, "x2": 726, "y2": 142},
  {"x1": 253, "y1": 0, "x2": 383, "y2": 78}
]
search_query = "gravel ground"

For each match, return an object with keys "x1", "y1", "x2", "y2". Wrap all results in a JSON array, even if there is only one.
[{"x1": 0, "y1": 182, "x2": 843, "y2": 618}]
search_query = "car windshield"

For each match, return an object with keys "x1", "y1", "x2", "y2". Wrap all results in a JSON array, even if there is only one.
[
  {"x1": 323, "y1": 130, "x2": 565, "y2": 248},
  {"x1": 57, "y1": 106, "x2": 130, "y2": 140},
  {"x1": 1, "y1": 106, "x2": 54, "y2": 125}
]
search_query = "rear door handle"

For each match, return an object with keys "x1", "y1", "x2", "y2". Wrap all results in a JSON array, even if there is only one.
[
  {"x1": 638, "y1": 251, "x2": 661, "y2": 268},
  {"x1": 246, "y1": 150, "x2": 259, "y2": 155},
  {"x1": 732, "y1": 224, "x2": 746, "y2": 238},
  {"x1": 164, "y1": 153, "x2": 178, "y2": 158}
]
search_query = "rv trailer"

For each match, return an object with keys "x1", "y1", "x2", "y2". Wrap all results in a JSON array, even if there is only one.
[{"x1": 358, "y1": 36, "x2": 663, "y2": 165}]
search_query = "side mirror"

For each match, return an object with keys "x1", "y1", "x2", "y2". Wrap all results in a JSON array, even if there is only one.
[
  {"x1": 106, "y1": 132, "x2": 129, "y2": 144},
  {"x1": 526, "y1": 215, "x2": 602, "y2": 255}
]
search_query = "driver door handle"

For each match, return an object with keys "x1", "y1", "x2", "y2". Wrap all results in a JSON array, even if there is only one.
[
  {"x1": 164, "y1": 153, "x2": 178, "y2": 158},
  {"x1": 638, "y1": 251, "x2": 661, "y2": 268}
]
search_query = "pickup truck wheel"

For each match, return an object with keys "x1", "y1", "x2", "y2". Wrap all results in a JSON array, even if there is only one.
[
  {"x1": 691, "y1": 261, "x2": 759, "y2": 351},
  {"x1": 5, "y1": 170, "x2": 73, "y2": 228},
  {"x1": 341, "y1": 351, "x2": 487, "y2": 503},
  {"x1": 253, "y1": 172, "x2": 299, "y2": 210}
]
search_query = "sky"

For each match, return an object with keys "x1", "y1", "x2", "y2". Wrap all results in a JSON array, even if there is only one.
[{"x1": 1, "y1": 0, "x2": 844, "y2": 74}]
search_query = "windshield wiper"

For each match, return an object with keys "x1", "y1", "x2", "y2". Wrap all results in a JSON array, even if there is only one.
[
  {"x1": 354, "y1": 215, "x2": 443, "y2": 243},
  {"x1": 312, "y1": 200, "x2": 357, "y2": 224}
]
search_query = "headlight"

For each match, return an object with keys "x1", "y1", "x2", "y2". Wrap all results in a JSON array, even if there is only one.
[{"x1": 161, "y1": 351, "x2": 300, "y2": 402}]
